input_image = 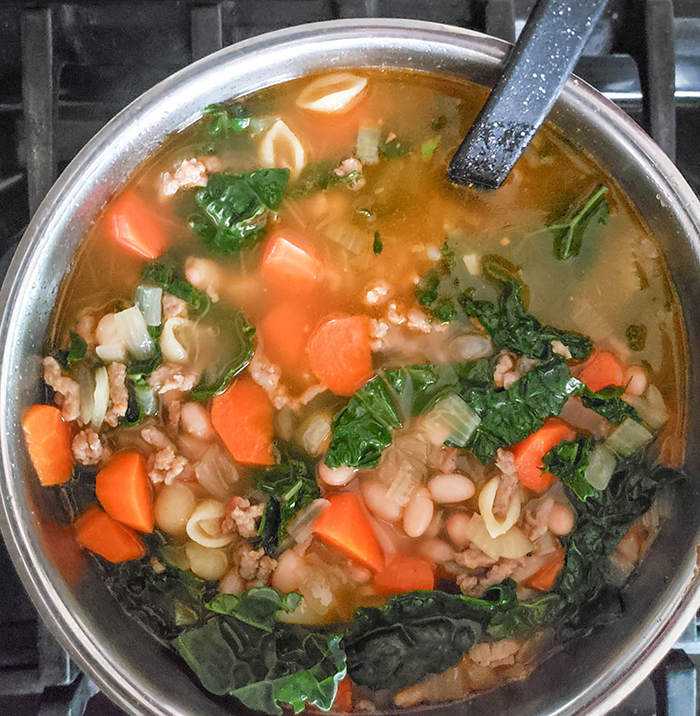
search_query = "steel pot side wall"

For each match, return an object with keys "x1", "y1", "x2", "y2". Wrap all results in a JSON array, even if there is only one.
[{"x1": 1, "y1": 19, "x2": 700, "y2": 716}]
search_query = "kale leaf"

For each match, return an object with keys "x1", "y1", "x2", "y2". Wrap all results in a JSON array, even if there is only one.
[
  {"x1": 255, "y1": 445, "x2": 322, "y2": 554},
  {"x1": 190, "y1": 169, "x2": 290, "y2": 254},
  {"x1": 206, "y1": 587, "x2": 302, "y2": 632},
  {"x1": 141, "y1": 262, "x2": 211, "y2": 316},
  {"x1": 373, "y1": 231, "x2": 383, "y2": 255},
  {"x1": 54, "y1": 331, "x2": 88, "y2": 369},
  {"x1": 415, "y1": 241, "x2": 460, "y2": 322},
  {"x1": 549, "y1": 185, "x2": 610, "y2": 261},
  {"x1": 459, "y1": 278, "x2": 592, "y2": 361},
  {"x1": 288, "y1": 160, "x2": 361, "y2": 199},
  {"x1": 580, "y1": 385, "x2": 642, "y2": 425},
  {"x1": 204, "y1": 103, "x2": 253, "y2": 137},
  {"x1": 543, "y1": 437, "x2": 600, "y2": 502},
  {"x1": 379, "y1": 136, "x2": 411, "y2": 158}
]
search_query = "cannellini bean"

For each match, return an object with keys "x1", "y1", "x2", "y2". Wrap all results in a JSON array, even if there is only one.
[
  {"x1": 272, "y1": 549, "x2": 309, "y2": 593},
  {"x1": 625, "y1": 365, "x2": 648, "y2": 397},
  {"x1": 428, "y1": 473, "x2": 476, "y2": 503},
  {"x1": 186, "y1": 499, "x2": 234, "y2": 548},
  {"x1": 155, "y1": 483, "x2": 196, "y2": 537},
  {"x1": 403, "y1": 488, "x2": 434, "y2": 538},
  {"x1": 220, "y1": 570, "x2": 245, "y2": 596},
  {"x1": 318, "y1": 463, "x2": 357, "y2": 487},
  {"x1": 446, "y1": 512, "x2": 472, "y2": 549},
  {"x1": 259, "y1": 119, "x2": 306, "y2": 179},
  {"x1": 549, "y1": 503, "x2": 575, "y2": 536},
  {"x1": 185, "y1": 256, "x2": 220, "y2": 301},
  {"x1": 96, "y1": 313, "x2": 120, "y2": 345},
  {"x1": 185, "y1": 542, "x2": 228, "y2": 580},
  {"x1": 448, "y1": 334, "x2": 494, "y2": 361},
  {"x1": 419, "y1": 538, "x2": 454, "y2": 564},
  {"x1": 360, "y1": 480, "x2": 403, "y2": 522},
  {"x1": 424, "y1": 512, "x2": 443, "y2": 539},
  {"x1": 181, "y1": 402, "x2": 215, "y2": 441}
]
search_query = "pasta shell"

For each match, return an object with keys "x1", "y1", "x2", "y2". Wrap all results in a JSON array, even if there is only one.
[
  {"x1": 478, "y1": 475, "x2": 522, "y2": 538},
  {"x1": 186, "y1": 498, "x2": 234, "y2": 548},
  {"x1": 259, "y1": 119, "x2": 306, "y2": 179},
  {"x1": 296, "y1": 72, "x2": 368, "y2": 113}
]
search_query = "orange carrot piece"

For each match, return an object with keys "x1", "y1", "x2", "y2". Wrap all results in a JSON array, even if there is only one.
[
  {"x1": 105, "y1": 190, "x2": 167, "y2": 260},
  {"x1": 308, "y1": 315, "x2": 373, "y2": 397},
  {"x1": 95, "y1": 452, "x2": 154, "y2": 533},
  {"x1": 333, "y1": 676, "x2": 353, "y2": 713},
  {"x1": 313, "y1": 493, "x2": 384, "y2": 572},
  {"x1": 511, "y1": 419, "x2": 576, "y2": 492},
  {"x1": 74, "y1": 505, "x2": 146, "y2": 563},
  {"x1": 526, "y1": 549, "x2": 565, "y2": 591},
  {"x1": 22, "y1": 404, "x2": 74, "y2": 486},
  {"x1": 578, "y1": 350, "x2": 626, "y2": 393},
  {"x1": 260, "y1": 302, "x2": 313, "y2": 373},
  {"x1": 211, "y1": 377, "x2": 275, "y2": 466},
  {"x1": 260, "y1": 233, "x2": 321, "y2": 291},
  {"x1": 373, "y1": 556, "x2": 435, "y2": 595}
]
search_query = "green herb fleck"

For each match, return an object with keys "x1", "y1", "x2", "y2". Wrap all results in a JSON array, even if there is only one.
[
  {"x1": 379, "y1": 136, "x2": 411, "y2": 159},
  {"x1": 626, "y1": 324, "x2": 648, "y2": 352},
  {"x1": 204, "y1": 103, "x2": 252, "y2": 138},
  {"x1": 372, "y1": 231, "x2": 383, "y2": 254},
  {"x1": 549, "y1": 185, "x2": 610, "y2": 261},
  {"x1": 421, "y1": 136, "x2": 441, "y2": 161}
]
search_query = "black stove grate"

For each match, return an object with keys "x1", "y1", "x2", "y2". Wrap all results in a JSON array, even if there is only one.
[{"x1": 1, "y1": 2, "x2": 700, "y2": 715}]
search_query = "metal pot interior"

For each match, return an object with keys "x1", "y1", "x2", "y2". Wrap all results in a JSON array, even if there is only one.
[{"x1": 1, "y1": 19, "x2": 700, "y2": 716}]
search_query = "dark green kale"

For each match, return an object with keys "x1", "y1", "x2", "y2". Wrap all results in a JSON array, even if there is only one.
[
  {"x1": 124, "y1": 375, "x2": 158, "y2": 426},
  {"x1": 205, "y1": 587, "x2": 302, "y2": 632},
  {"x1": 190, "y1": 169, "x2": 290, "y2": 254},
  {"x1": 580, "y1": 384, "x2": 642, "y2": 425},
  {"x1": 288, "y1": 160, "x2": 361, "y2": 199},
  {"x1": 379, "y1": 136, "x2": 411, "y2": 158},
  {"x1": 204, "y1": 103, "x2": 253, "y2": 137},
  {"x1": 54, "y1": 331, "x2": 88, "y2": 369},
  {"x1": 414, "y1": 242, "x2": 459, "y2": 322},
  {"x1": 543, "y1": 437, "x2": 600, "y2": 502},
  {"x1": 549, "y1": 185, "x2": 610, "y2": 261},
  {"x1": 255, "y1": 445, "x2": 322, "y2": 555},
  {"x1": 373, "y1": 231, "x2": 383, "y2": 255},
  {"x1": 625, "y1": 323, "x2": 648, "y2": 352},
  {"x1": 141, "y1": 262, "x2": 211, "y2": 316},
  {"x1": 459, "y1": 277, "x2": 592, "y2": 361}
]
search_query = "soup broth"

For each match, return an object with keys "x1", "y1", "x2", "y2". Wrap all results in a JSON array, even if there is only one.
[{"x1": 26, "y1": 69, "x2": 686, "y2": 714}]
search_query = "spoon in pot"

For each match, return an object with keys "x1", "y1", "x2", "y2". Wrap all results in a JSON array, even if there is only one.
[{"x1": 448, "y1": 0, "x2": 610, "y2": 189}]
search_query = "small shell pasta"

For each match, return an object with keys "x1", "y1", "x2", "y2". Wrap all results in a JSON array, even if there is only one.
[
  {"x1": 185, "y1": 499, "x2": 233, "y2": 548},
  {"x1": 296, "y1": 72, "x2": 367, "y2": 113},
  {"x1": 259, "y1": 120, "x2": 306, "y2": 179},
  {"x1": 155, "y1": 483, "x2": 196, "y2": 536},
  {"x1": 185, "y1": 542, "x2": 229, "y2": 580},
  {"x1": 160, "y1": 317, "x2": 196, "y2": 363},
  {"x1": 478, "y1": 476, "x2": 522, "y2": 538}
]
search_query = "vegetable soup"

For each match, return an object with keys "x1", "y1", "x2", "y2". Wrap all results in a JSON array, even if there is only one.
[{"x1": 24, "y1": 69, "x2": 686, "y2": 713}]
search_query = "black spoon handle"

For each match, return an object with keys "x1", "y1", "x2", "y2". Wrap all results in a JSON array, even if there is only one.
[{"x1": 448, "y1": 0, "x2": 610, "y2": 189}]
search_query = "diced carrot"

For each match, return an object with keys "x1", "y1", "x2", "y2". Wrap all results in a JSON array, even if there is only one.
[
  {"x1": 511, "y1": 418, "x2": 576, "y2": 492},
  {"x1": 373, "y1": 556, "x2": 435, "y2": 595},
  {"x1": 74, "y1": 505, "x2": 146, "y2": 563},
  {"x1": 260, "y1": 233, "x2": 321, "y2": 292},
  {"x1": 95, "y1": 452, "x2": 154, "y2": 533},
  {"x1": 308, "y1": 315, "x2": 373, "y2": 397},
  {"x1": 313, "y1": 493, "x2": 384, "y2": 572},
  {"x1": 22, "y1": 404, "x2": 74, "y2": 486},
  {"x1": 577, "y1": 350, "x2": 626, "y2": 393},
  {"x1": 211, "y1": 377, "x2": 275, "y2": 466},
  {"x1": 259, "y1": 302, "x2": 313, "y2": 374},
  {"x1": 526, "y1": 549, "x2": 565, "y2": 591},
  {"x1": 333, "y1": 676, "x2": 353, "y2": 713},
  {"x1": 105, "y1": 190, "x2": 167, "y2": 260}
]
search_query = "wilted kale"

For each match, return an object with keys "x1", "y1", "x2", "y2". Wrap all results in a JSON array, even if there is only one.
[
  {"x1": 373, "y1": 231, "x2": 383, "y2": 255},
  {"x1": 53, "y1": 331, "x2": 88, "y2": 370},
  {"x1": 543, "y1": 436, "x2": 600, "y2": 502},
  {"x1": 205, "y1": 587, "x2": 302, "y2": 632},
  {"x1": 190, "y1": 169, "x2": 289, "y2": 254},
  {"x1": 288, "y1": 160, "x2": 361, "y2": 199},
  {"x1": 580, "y1": 384, "x2": 642, "y2": 425},
  {"x1": 255, "y1": 445, "x2": 322, "y2": 554},
  {"x1": 379, "y1": 135, "x2": 412, "y2": 158},
  {"x1": 141, "y1": 262, "x2": 211, "y2": 316},
  {"x1": 415, "y1": 240, "x2": 460, "y2": 322},
  {"x1": 548, "y1": 185, "x2": 610, "y2": 261},
  {"x1": 204, "y1": 103, "x2": 253, "y2": 137}
]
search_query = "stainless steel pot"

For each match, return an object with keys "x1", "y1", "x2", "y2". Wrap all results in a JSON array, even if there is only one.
[{"x1": 2, "y1": 19, "x2": 700, "y2": 716}]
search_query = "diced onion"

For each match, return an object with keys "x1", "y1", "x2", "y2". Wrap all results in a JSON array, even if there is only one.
[
  {"x1": 584, "y1": 444, "x2": 616, "y2": 490},
  {"x1": 324, "y1": 219, "x2": 366, "y2": 255},
  {"x1": 91, "y1": 366, "x2": 109, "y2": 430},
  {"x1": 624, "y1": 384, "x2": 668, "y2": 430},
  {"x1": 463, "y1": 254, "x2": 480, "y2": 275},
  {"x1": 379, "y1": 436, "x2": 429, "y2": 507},
  {"x1": 286, "y1": 499, "x2": 330, "y2": 545},
  {"x1": 195, "y1": 446, "x2": 239, "y2": 501},
  {"x1": 478, "y1": 475, "x2": 521, "y2": 538},
  {"x1": 300, "y1": 413, "x2": 332, "y2": 455},
  {"x1": 448, "y1": 334, "x2": 493, "y2": 361},
  {"x1": 95, "y1": 342, "x2": 129, "y2": 363},
  {"x1": 604, "y1": 417, "x2": 654, "y2": 457},
  {"x1": 134, "y1": 284, "x2": 163, "y2": 327},
  {"x1": 464, "y1": 513, "x2": 534, "y2": 561},
  {"x1": 420, "y1": 393, "x2": 481, "y2": 448},
  {"x1": 355, "y1": 125, "x2": 380, "y2": 165},
  {"x1": 114, "y1": 306, "x2": 155, "y2": 360},
  {"x1": 73, "y1": 363, "x2": 95, "y2": 425},
  {"x1": 259, "y1": 119, "x2": 306, "y2": 179},
  {"x1": 296, "y1": 73, "x2": 367, "y2": 113},
  {"x1": 186, "y1": 499, "x2": 233, "y2": 548}
]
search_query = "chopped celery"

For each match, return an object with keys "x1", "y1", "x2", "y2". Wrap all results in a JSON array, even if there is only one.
[
  {"x1": 584, "y1": 444, "x2": 616, "y2": 490},
  {"x1": 421, "y1": 393, "x2": 481, "y2": 448},
  {"x1": 604, "y1": 417, "x2": 654, "y2": 458}
]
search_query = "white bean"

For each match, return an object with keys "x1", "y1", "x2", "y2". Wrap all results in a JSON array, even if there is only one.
[
  {"x1": 181, "y1": 402, "x2": 215, "y2": 441},
  {"x1": 625, "y1": 365, "x2": 648, "y2": 397},
  {"x1": 419, "y1": 538, "x2": 453, "y2": 564},
  {"x1": 403, "y1": 488, "x2": 434, "y2": 538},
  {"x1": 446, "y1": 512, "x2": 472, "y2": 549},
  {"x1": 549, "y1": 503, "x2": 575, "y2": 536},
  {"x1": 360, "y1": 480, "x2": 403, "y2": 522},
  {"x1": 318, "y1": 463, "x2": 357, "y2": 487},
  {"x1": 428, "y1": 473, "x2": 476, "y2": 503},
  {"x1": 185, "y1": 542, "x2": 228, "y2": 580},
  {"x1": 185, "y1": 256, "x2": 220, "y2": 300},
  {"x1": 220, "y1": 570, "x2": 245, "y2": 596},
  {"x1": 155, "y1": 483, "x2": 196, "y2": 537},
  {"x1": 272, "y1": 549, "x2": 309, "y2": 593},
  {"x1": 95, "y1": 313, "x2": 120, "y2": 345}
]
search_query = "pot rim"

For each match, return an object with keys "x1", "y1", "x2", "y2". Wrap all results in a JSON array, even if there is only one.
[{"x1": 2, "y1": 17, "x2": 700, "y2": 716}]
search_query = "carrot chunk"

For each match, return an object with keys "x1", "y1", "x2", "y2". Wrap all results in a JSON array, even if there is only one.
[
  {"x1": 578, "y1": 350, "x2": 626, "y2": 393},
  {"x1": 260, "y1": 233, "x2": 321, "y2": 291},
  {"x1": 373, "y1": 556, "x2": 435, "y2": 595},
  {"x1": 74, "y1": 505, "x2": 146, "y2": 563},
  {"x1": 511, "y1": 419, "x2": 576, "y2": 492},
  {"x1": 95, "y1": 452, "x2": 154, "y2": 533},
  {"x1": 333, "y1": 676, "x2": 353, "y2": 713},
  {"x1": 313, "y1": 493, "x2": 384, "y2": 572},
  {"x1": 260, "y1": 302, "x2": 313, "y2": 373},
  {"x1": 105, "y1": 190, "x2": 167, "y2": 260},
  {"x1": 526, "y1": 549, "x2": 565, "y2": 591},
  {"x1": 22, "y1": 404, "x2": 74, "y2": 486},
  {"x1": 211, "y1": 377, "x2": 275, "y2": 466},
  {"x1": 308, "y1": 315, "x2": 373, "y2": 397}
]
